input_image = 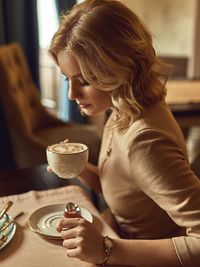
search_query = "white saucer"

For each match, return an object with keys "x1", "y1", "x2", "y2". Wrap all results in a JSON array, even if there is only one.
[
  {"x1": 28, "y1": 204, "x2": 93, "y2": 239},
  {"x1": 0, "y1": 214, "x2": 16, "y2": 250}
]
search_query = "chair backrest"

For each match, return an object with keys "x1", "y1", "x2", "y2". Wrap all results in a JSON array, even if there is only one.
[
  {"x1": 159, "y1": 56, "x2": 188, "y2": 79},
  {"x1": 0, "y1": 43, "x2": 48, "y2": 135}
]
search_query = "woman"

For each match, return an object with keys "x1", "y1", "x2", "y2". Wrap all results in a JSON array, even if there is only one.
[{"x1": 48, "y1": 0, "x2": 200, "y2": 266}]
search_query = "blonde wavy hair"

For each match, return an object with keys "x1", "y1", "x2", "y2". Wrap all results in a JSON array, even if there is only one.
[{"x1": 49, "y1": 0, "x2": 170, "y2": 132}]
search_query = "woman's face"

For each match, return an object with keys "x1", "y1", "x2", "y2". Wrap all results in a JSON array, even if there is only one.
[{"x1": 57, "y1": 50, "x2": 112, "y2": 116}]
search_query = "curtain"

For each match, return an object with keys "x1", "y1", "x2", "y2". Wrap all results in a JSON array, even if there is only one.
[
  {"x1": 56, "y1": 0, "x2": 87, "y2": 123},
  {"x1": 0, "y1": 0, "x2": 40, "y2": 88},
  {"x1": 0, "y1": 0, "x2": 39, "y2": 169}
]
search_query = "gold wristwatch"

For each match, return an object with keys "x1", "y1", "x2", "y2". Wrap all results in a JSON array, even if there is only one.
[{"x1": 102, "y1": 236, "x2": 114, "y2": 265}]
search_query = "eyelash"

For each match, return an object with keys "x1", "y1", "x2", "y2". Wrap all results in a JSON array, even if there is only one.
[
  {"x1": 65, "y1": 77, "x2": 89, "y2": 87},
  {"x1": 80, "y1": 81, "x2": 89, "y2": 87}
]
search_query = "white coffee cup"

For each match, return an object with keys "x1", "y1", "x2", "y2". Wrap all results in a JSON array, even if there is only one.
[{"x1": 46, "y1": 142, "x2": 89, "y2": 179}]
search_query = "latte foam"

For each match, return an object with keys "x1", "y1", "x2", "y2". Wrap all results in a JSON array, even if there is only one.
[{"x1": 48, "y1": 143, "x2": 86, "y2": 154}]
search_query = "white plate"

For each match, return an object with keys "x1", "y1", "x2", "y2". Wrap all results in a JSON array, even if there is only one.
[
  {"x1": 0, "y1": 214, "x2": 16, "y2": 250},
  {"x1": 28, "y1": 204, "x2": 93, "y2": 239}
]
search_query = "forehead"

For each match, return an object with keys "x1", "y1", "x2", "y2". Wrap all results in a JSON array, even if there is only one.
[{"x1": 57, "y1": 50, "x2": 81, "y2": 78}]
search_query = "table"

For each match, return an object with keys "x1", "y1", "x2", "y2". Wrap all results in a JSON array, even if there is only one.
[
  {"x1": 166, "y1": 80, "x2": 200, "y2": 128},
  {"x1": 0, "y1": 165, "x2": 123, "y2": 267},
  {"x1": 166, "y1": 80, "x2": 200, "y2": 107},
  {"x1": 0, "y1": 164, "x2": 99, "y2": 208},
  {"x1": 0, "y1": 164, "x2": 68, "y2": 197}
]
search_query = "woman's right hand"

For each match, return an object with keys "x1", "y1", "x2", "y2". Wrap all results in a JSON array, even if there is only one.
[{"x1": 57, "y1": 211, "x2": 105, "y2": 265}]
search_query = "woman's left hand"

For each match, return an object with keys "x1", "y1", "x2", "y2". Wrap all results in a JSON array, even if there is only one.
[{"x1": 57, "y1": 212, "x2": 105, "y2": 264}]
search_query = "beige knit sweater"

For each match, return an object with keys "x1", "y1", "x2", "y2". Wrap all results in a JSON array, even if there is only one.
[{"x1": 99, "y1": 101, "x2": 200, "y2": 267}]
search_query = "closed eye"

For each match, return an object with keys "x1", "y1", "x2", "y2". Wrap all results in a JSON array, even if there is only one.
[{"x1": 80, "y1": 80, "x2": 90, "y2": 87}]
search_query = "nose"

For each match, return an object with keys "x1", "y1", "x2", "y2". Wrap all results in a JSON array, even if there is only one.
[{"x1": 68, "y1": 80, "x2": 82, "y2": 101}]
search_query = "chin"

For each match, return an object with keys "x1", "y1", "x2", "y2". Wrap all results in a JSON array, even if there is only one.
[
  {"x1": 81, "y1": 108, "x2": 98, "y2": 117},
  {"x1": 82, "y1": 111, "x2": 95, "y2": 117}
]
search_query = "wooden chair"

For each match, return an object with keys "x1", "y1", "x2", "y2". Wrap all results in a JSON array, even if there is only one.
[{"x1": 0, "y1": 43, "x2": 101, "y2": 168}]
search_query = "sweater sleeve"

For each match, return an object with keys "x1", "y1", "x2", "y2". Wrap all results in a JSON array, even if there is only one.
[{"x1": 128, "y1": 128, "x2": 200, "y2": 267}]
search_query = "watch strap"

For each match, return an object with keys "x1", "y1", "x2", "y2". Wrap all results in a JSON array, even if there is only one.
[{"x1": 102, "y1": 236, "x2": 114, "y2": 265}]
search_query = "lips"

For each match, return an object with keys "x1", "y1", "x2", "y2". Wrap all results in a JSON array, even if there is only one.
[
  {"x1": 75, "y1": 99, "x2": 91, "y2": 109},
  {"x1": 79, "y1": 103, "x2": 91, "y2": 109},
  {"x1": 76, "y1": 99, "x2": 88, "y2": 105}
]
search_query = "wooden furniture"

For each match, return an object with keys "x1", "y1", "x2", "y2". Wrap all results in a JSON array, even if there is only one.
[
  {"x1": 166, "y1": 80, "x2": 200, "y2": 128},
  {"x1": 0, "y1": 164, "x2": 100, "y2": 208},
  {"x1": 166, "y1": 80, "x2": 200, "y2": 106},
  {"x1": 0, "y1": 164, "x2": 71, "y2": 197},
  {"x1": 160, "y1": 56, "x2": 188, "y2": 79}
]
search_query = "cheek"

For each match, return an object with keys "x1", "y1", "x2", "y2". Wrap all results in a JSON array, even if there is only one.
[{"x1": 92, "y1": 90, "x2": 111, "y2": 104}]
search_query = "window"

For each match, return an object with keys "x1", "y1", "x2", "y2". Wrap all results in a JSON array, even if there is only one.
[{"x1": 37, "y1": 0, "x2": 61, "y2": 115}]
